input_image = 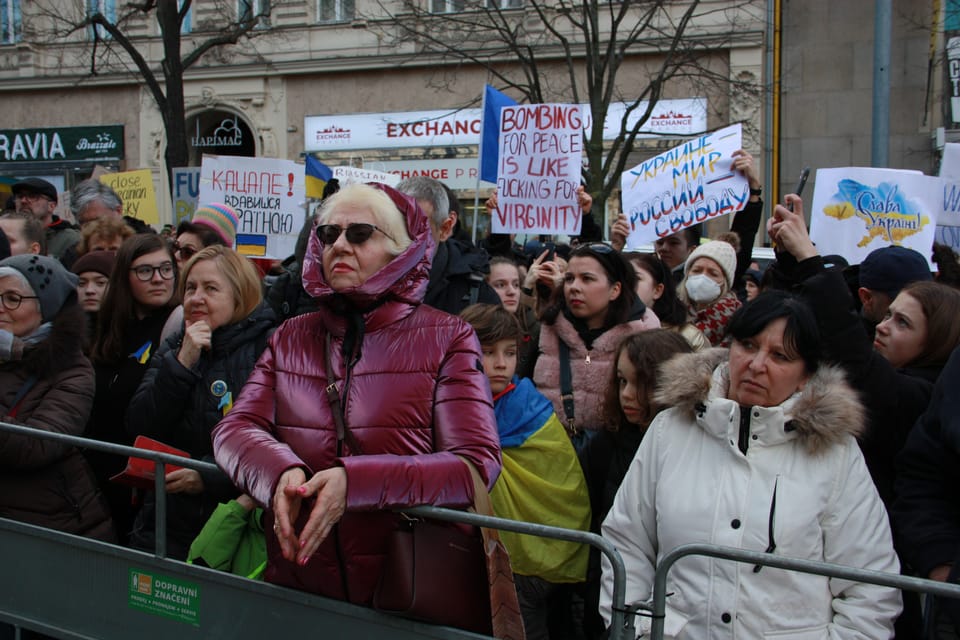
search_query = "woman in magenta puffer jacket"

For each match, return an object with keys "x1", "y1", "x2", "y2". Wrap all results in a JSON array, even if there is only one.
[{"x1": 212, "y1": 182, "x2": 501, "y2": 605}]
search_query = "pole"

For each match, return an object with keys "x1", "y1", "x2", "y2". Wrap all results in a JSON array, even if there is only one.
[{"x1": 872, "y1": 0, "x2": 891, "y2": 167}]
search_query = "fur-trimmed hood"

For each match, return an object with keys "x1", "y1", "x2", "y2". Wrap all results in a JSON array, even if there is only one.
[{"x1": 654, "y1": 348, "x2": 865, "y2": 454}]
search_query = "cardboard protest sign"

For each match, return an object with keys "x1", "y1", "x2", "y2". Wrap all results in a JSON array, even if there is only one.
[
  {"x1": 198, "y1": 155, "x2": 305, "y2": 260},
  {"x1": 620, "y1": 124, "x2": 747, "y2": 248},
  {"x1": 332, "y1": 166, "x2": 401, "y2": 187},
  {"x1": 100, "y1": 169, "x2": 159, "y2": 225},
  {"x1": 492, "y1": 104, "x2": 584, "y2": 235},
  {"x1": 172, "y1": 167, "x2": 200, "y2": 224},
  {"x1": 809, "y1": 167, "x2": 939, "y2": 267}
]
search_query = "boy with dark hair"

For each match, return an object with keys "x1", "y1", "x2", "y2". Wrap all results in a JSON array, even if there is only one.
[{"x1": 460, "y1": 303, "x2": 591, "y2": 639}]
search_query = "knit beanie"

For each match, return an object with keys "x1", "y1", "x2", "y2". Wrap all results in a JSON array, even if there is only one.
[
  {"x1": 192, "y1": 203, "x2": 239, "y2": 247},
  {"x1": 0, "y1": 254, "x2": 78, "y2": 322},
  {"x1": 684, "y1": 239, "x2": 737, "y2": 288},
  {"x1": 71, "y1": 250, "x2": 116, "y2": 279}
]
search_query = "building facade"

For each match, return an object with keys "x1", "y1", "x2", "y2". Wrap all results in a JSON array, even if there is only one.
[{"x1": 11, "y1": 0, "x2": 919, "y2": 239}]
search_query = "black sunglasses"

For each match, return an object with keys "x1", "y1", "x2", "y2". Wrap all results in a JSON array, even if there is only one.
[
  {"x1": 316, "y1": 223, "x2": 394, "y2": 246},
  {"x1": 573, "y1": 242, "x2": 614, "y2": 256}
]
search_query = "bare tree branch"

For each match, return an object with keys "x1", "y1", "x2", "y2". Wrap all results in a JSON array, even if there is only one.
[{"x1": 365, "y1": 0, "x2": 763, "y2": 212}]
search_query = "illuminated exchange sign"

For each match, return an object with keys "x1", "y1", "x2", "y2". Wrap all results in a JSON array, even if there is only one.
[{"x1": 0, "y1": 125, "x2": 124, "y2": 163}]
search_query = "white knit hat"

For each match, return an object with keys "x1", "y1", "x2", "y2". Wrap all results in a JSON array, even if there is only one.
[{"x1": 684, "y1": 239, "x2": 737, "y2": 288}]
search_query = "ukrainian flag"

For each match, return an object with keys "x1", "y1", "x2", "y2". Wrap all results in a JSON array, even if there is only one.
[
  {"x1": 491, "y1": 377, "x2": 591, "y2": 582},
  {"x1": 131, "y1": 341, "x2": 152, "y2": 364},
  {"x1": 236, "y1": 233, "x2": 268, "y2": 257},
  {"x1": 305, "y1": 155, "x2": 333, "y2": 199}
]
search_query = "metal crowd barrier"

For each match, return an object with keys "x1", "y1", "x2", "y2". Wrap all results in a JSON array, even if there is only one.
[
  {"x1": 645, "y1": 543, "x2": 960, "y2": 640},
  {"x1": 0, "y1": 420, "x2": 637, "y2": 640}
]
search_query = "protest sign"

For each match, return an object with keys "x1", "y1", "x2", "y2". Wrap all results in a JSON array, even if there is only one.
[
  {"x1": 332, "y1": 166, "x2": 401, "y2": 187},
  {"x1": 620, "y1": 124, "x2": 747, "y2": 247},
  {"x1": 492, "y1": 103, "x2": 583, "y2": 235},
  {"x1": 198, "y1": 154, "x2": 305, "y2": 260},
  {"x1": 172, "y1": 167, "x2": 200, "y2": 224},
  {"x1": 937, "y1": 143, "x2": 960, "y2": 250},
  {"x1": 100, "y1": 169, "x2": 159, "y2": 225},
  {"x1": 809, "y1": 167, "x2": 939, "y2": 267}
]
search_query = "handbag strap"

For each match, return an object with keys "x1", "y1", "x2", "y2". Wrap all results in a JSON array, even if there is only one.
[
  {"x1": 558, "y1": 340, "x2": 577, "y2": 435},
  {"x1": 6, "y1": 374, "x2": 39, "y2": 419},
  {"x1": 324, "y1": 332, "x2": 363, "y2": 455},
  {"x1": 463, "y1": 458, "x2": 503, "y2": 545}
]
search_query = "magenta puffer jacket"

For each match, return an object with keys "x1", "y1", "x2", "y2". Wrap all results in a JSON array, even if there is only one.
[{"x1": 212, "y1": 184, "x2": 501, "y2": 604}]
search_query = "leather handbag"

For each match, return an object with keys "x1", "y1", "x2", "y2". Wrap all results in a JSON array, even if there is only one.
[{"x1": 373, "y1": 462, "x2": 526, "y2": 639}]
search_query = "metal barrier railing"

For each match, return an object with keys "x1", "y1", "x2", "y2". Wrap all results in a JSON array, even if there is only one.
[
  {"x1": 0, "y1": 420, "x2": 637, "y2": 640},
  {"x1": 646, "y1": 543, "x2": 960, "y2": 639}
]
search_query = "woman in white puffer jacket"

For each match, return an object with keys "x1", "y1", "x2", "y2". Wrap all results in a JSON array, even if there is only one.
[{"x1": 600, "y1": 290, "x2": 901, "y2": 639}]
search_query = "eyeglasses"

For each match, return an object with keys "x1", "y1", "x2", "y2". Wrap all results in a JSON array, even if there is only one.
[
  {"x1": 130, "y1": 262, "x2": 175, "y2": 282},
  {"x1": 0, "y1": 291, "x2": 39, "y2": 311},
  {"x1": 173, "y1": 242, "x2": 198, "y2": 261},
  {"x1": 316, "y1": 223, "x2": 394, "y2": 246}
]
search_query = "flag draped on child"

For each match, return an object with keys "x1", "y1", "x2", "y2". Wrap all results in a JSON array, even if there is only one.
[
  {"x1": 491, "y1": 377, "x2": 591, "y2": 582},
  {"x1": 479, "y1": 85, "x2": 519, "y2": 184},
  {"x1": 305, "y1": 156, "x2": 333, "y2": 199}
]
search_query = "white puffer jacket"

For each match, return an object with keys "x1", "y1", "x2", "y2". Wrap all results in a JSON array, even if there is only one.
[{"x1": 600, "y1": 349, "x2": 901, "y2": 639}]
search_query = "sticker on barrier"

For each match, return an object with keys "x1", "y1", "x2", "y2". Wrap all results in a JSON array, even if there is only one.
[{"x1": 128, "y1": 568, "x2": 200, "y2": 626}]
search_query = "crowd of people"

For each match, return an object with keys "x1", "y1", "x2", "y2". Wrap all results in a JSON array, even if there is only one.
[{"x1": 2, "y1": 155, "x2": 960, "y2": 640}]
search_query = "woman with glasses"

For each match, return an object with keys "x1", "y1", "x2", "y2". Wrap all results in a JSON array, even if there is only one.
[
  {"x1": 600, "y1": 291, "x2": 901, "y2": 638},
  {"x1": 212, "y1": 183, "x2": 500, "y2": 623},
  {"x1": 533, "y1": 242, "x2": 660, "y2": 443},
  {"x1": 125, "y1": 246, "x2": 275, "y2": 559},
  {"x1": 0, "y1": 254, "x2": 114, "y2": 541},
  {"x1": 85, "y1": 234, "x2": 179, "y2": 544}
]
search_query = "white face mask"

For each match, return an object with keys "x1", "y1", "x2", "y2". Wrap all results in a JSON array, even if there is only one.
[{"x1": 685, "y1": 274, "x2": 722, "y2": 303}]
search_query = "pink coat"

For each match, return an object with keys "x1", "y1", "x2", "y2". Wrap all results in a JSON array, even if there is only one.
[
  {"x1": 534, "y1": 309, "x2": 660, "y2": 432},
  {"x1": 213, "y1": 185, "x2": 501, "y2": 604}
]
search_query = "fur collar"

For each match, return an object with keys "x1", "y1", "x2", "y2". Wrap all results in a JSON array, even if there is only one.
[{"x1": 654, "y1": 348, "x2": 864, "y2": 454}]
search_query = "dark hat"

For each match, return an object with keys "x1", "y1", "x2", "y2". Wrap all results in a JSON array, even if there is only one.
[
  {"x1": 11, "y1": 177, "x2": 58, "y2": 203},
  {"x1": 0, "y1": 254, "x2": 78, "y2": 322},
  {"x1": 742, "y1": 268, "x2": 763, "y2": 285},
  {"x1": 821, "y1": 254, "x2": 849, "y2": 272},
  {"x1": 71, "y1": 250, "x2": 116, "y2": 279},
  {"x1": 859, "y1": 245, "x2": 931, "y2": 298}
]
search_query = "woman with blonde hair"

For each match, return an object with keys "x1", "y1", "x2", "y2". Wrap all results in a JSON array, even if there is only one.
[{"x1": 125, "y1": 245, "x2": 276, "y2": 558}]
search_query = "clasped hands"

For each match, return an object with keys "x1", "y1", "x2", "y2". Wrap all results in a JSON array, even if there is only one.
[{"x1": 272, "y1": 466, "x2": 348, "y2": 566}]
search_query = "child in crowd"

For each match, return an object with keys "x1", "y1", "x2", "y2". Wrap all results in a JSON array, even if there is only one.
[{"x1": 460, "y1": 303, "x2": 591, "y2": 640}]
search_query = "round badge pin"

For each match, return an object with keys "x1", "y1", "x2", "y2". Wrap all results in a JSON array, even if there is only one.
[{"x1": 210, "y1": 380, "x2": 228, "y2": 397}]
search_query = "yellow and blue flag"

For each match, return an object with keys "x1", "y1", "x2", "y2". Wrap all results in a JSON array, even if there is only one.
[
  {"x1": 479, "y1": 84, "x2": 518, "y2": 184},
  {"x1": 305, "y1": 155, "x2": 333, "y2": 199},
  {"x1": 236, "y1": 233, "x2": 268, "y2": 257},
  {"x1": 490, "y1": 377, "x2": 591, "y2": 582},
  {"x1": 130, "y1": 340, "x2": 152, "y2": 365}
]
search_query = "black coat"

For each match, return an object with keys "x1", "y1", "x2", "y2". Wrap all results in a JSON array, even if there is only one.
[
  {"x1": 424, "y1": 238, "x2": 500, "y2": 315},
  {"x1": 125, "y1": 302, "x2": 276, "y2": 559},
  {"x1": 893, "y1": 346, "x2": 960, "y2": 630},
  {"x1": 778, "y1": 256, "x2": 938, "y2": 508}
]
